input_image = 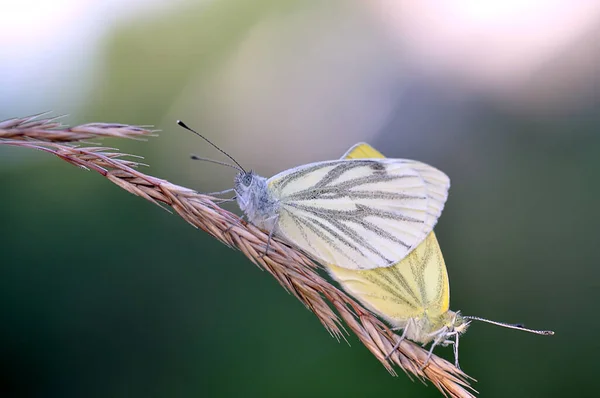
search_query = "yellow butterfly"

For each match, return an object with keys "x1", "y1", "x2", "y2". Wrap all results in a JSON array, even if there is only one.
[{"x1": 327, "y1": 143, "x2": 553, "y2": 367}]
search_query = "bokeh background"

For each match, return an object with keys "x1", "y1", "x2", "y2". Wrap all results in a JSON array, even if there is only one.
[{"x1": 1, "y1": 1, "x2": 599, "y2": 397}]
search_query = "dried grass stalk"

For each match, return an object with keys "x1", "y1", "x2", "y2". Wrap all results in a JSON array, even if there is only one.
[
  {"x1": 0, "y1": 114, "x2": 153, "y2": 142},
  {"x1": 1, "y1": 115, "x2": 476, "y2": 397}
]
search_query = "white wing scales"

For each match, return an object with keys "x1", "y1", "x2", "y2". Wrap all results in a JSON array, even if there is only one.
[{"x1": 268, "y1": 158, "x2": 450, "y2": 270}]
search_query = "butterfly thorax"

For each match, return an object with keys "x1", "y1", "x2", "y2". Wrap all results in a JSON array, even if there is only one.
[{"x1": 235, "y1": 171, "x2": 280, "y2": 231}]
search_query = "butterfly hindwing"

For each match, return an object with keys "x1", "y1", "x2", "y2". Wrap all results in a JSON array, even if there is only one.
[{"x1": 326, "y1": 231, "x2": 450, "y2": 324}]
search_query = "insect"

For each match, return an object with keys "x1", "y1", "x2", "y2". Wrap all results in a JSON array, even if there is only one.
[
  {"x1": 233, "y1": 148, "x2": 450, "y2": 270},
  {"x1": 178, "y1": 121, "x2": 554, "y2": 368},
  {"x1": 328, "y1": 143, "x2": 553, "y2": 367}
]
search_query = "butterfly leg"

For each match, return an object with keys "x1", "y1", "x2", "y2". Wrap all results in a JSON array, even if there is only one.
[
  {"x1": 384, "y1": 323, "x2": 411, "y2": 361},
  {"x1": 420, "y1": 328, "x2": 449, "y2": 370},
  {"x1": 203, "y1": 188, "x2": 235, "y2": 196},
  {"x1": 453, "y1": 332, "x2": 461, "y2": 369},
  {"x1": 260, "y1": 215, "x2": 280, "y2": 258},
  {"x1": 421, "y1": 339, "x2": 441, "y2": 370},
  {"x1": 261, "y1": 229, "x2": 274, "y2": 258},
  {"x1": 213, "y1": 197, "x2": 237, "y2": 205},
  {"x1": 423, "y1": 331, "x2": 461, "y2": 369},
  {"x1": 224, "y1": 212, "x2": 246, "y2": 234}
]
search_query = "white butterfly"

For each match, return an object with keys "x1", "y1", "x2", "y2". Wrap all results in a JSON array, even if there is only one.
[{"x1": 233, "y1": 143, "x2": 450, "y2": 270}]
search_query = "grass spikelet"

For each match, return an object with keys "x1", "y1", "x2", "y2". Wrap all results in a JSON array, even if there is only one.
[{"x1": 1, "y1": 114, "x2": 476, "y2": 397}]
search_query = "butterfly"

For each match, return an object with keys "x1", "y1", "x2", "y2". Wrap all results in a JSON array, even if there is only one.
[
  {"x1": 177, "y1": 121, "x2": 554, "y2": 368},
  {"x1": 233, "y1": 147, "x2": 450, "y2": 270},
  {"x1": 327, "y1": 143, "x2": 553, "y2": 367}
]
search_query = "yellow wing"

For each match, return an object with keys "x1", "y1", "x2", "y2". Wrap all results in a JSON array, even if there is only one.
[{"x1": 326, "y1": 143, "x2": 450, "y2": 326}]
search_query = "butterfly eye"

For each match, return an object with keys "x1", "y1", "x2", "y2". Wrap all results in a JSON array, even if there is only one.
[{"x1": 242, "y1": 173, "x2": 253, "y2": 186}]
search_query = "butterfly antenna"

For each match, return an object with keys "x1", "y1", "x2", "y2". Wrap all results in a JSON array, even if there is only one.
[
  {"x1": 177, "y1": 120, "x2": 246, "y2": 173},
  {"x1": 463, "y1": 316, "x2": 554, "y2": 335},
  {"x1": 190, "y1": 155, "x2": 243, "y2": 172}
]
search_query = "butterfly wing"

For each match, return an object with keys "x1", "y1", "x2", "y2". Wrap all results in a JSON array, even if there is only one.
[
  {"x1": 344, "y1": 143, "x2": 450, "y2": 233},
  {"x1": 268, "y1": 145, "x2": 450, "y2": 270},
  {"x1": 327, "y1": 231, "x2": 450, "y2": 326},
  {"x1": 327, "y1": 143, "x2": 450, "y2": 328}
]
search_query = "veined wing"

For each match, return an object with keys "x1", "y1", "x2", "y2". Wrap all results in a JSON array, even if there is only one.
[
  {"x1": 327, "y1": 231, "x2": 450, "y2": 326},
  {"x1": 345, "y1": 143, "x2": 450, "y2": 231},
  {"x1": 268, "y1": 150, "x2": 450, "y2": 270},
  {"x1": 327, "y1": 143, "x2": 450, "y2": 326}
]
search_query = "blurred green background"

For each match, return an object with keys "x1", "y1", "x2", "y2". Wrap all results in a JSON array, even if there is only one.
[{"x1": 1, "y1": 1, "x2": 599, "y2": 397}]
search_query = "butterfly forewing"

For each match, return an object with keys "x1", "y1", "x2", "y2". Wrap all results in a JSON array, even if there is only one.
[
  {"x1": 404, "y1": 160, "x2": 450, "y2": 230},
  {"x1": 267, "y1": 157, "x2": 450, "y2": 270}
]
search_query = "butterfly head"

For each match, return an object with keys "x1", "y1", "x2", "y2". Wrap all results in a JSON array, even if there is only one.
[
  {"x1": 234, "y1": 170, "x2": 257, "y2": 206},
  {"x1": 447, "y1": 311, "x2": 470, "y2": 339},
  {"x1": 234, "y1": 171, "x2": 278, "y2": 229},
  {"x1": 413, "y1": 311, "x2": 470, "y2": 346}
]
